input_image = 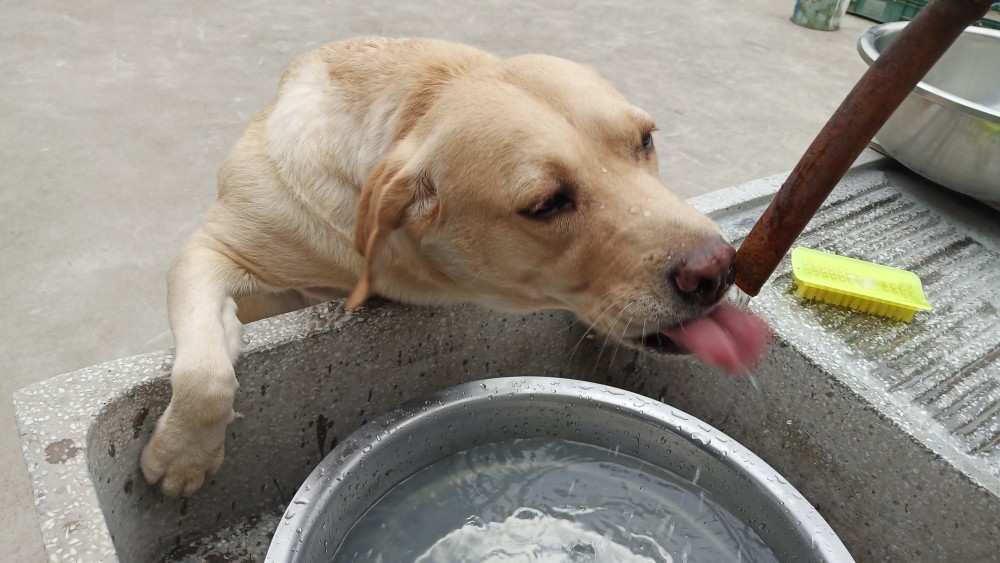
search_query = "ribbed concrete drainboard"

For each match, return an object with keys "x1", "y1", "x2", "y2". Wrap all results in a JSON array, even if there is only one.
[
  {"x1": 15, "y1": 153, "x2": 1000, "y2": 562},
  {"x1": 693, "y1": 157, "x2": 1000, "y2": 562},
  {"x1": 722, "y1": 170, "x2": 1000, "y2": 462}
]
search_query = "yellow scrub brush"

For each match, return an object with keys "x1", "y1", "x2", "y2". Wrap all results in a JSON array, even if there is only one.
[{"x1": 791, "y1": 247, "x2": 932, "y2": 322}]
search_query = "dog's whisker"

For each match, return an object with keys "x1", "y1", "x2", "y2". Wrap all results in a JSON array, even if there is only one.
[
  {"x1": 557, "y1": 289, "x2": 618, "y2": 336},
  {"x1": 607, "y1": 307, "x2": 635, "y2": 375},
  {"x1": 566, "y1": 295, "x2": 624, "y2": 365},
  {"x1": 567, "y1": 302, "x2": 620, "y2": 366},
  {"x1": 592, "y1": 301, "x2": 632, "y2": 374}
]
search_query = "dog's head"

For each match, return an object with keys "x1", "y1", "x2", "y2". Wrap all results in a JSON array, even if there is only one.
[{"x1": 350, "y1": 54, "x2": 761, "y2": 366}]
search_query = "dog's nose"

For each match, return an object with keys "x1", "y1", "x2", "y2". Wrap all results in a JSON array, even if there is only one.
[{"x1": 672, "y1": 239, "x2": 736, "y2": 306}]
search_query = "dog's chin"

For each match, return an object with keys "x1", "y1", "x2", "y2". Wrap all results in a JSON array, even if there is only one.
[
  {"x1": 616, "y1": 301, "x2": 733, "y2": 357},
  {"x1": 587, "y1": 308, "x2": 714, "y2": 359},
  {"x1": 614, "y1": 304, "x2": 720, "y2": 357}
]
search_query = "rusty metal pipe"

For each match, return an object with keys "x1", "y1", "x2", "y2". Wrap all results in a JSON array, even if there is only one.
[{"x1": 733, "y1": 0, "x2": 994, "y2": 296}]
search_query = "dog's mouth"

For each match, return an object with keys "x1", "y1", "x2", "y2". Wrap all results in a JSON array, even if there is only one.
[
  {"x1": 627, "y1": 302, "x2": 770, "y2": 375},
  {"x1": 632, "y1": 331, "x2": 686, "y2": 355}
]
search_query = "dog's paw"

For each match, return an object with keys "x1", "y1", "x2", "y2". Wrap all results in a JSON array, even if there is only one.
[{"x1": 140, "y1": 411, "x2": 229, "y2": 498}]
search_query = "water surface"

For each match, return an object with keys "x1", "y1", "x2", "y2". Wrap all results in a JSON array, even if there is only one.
[{"x1": 336, "y1": 438, "x2": 776, "y2": 562}]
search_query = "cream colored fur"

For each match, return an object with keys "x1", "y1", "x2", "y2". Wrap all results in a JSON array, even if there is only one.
[{"x1": 141, "y1": 37, "x2": 725, "y2": 497}]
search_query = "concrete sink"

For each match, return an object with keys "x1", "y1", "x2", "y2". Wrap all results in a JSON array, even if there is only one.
[{"x1": 15, "y1": 153, "x2": 1000, "y2": 562}]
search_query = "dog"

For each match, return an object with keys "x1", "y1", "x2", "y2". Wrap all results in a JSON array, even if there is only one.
[{"x1": 140, "y1": 37, "x2": 766, "y2": 497}]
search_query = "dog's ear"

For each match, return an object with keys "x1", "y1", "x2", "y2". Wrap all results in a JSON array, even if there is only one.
[{"x1": 347, "y1": 142, "x2": 435, "y2": 308}]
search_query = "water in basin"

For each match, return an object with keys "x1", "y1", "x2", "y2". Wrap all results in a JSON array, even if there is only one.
[{"x1": 334, "y1": 438, "x2": 777, "y2": 562}]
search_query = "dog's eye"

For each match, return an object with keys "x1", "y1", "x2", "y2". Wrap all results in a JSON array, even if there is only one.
[
  {"x1": 521, "y1": 192, "x2": 575, "y2": 219},
  {"x1": 641, "y1": 131, "x2": 654, "y2": 152}
]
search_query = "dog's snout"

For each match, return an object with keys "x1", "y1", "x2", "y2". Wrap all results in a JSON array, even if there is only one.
[{"x1": 671, "y1": 239, "x2": 736, "y2": 306}]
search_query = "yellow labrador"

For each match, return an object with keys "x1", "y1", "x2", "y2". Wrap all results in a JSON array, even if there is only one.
[{"x1": 141, "y1": 37, "x2": 766, "y2": 497}]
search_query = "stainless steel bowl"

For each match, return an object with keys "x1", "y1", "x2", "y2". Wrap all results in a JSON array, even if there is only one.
[
  {"x1": 858, "y1": 22, "x2": 1000, "y2": 206},
  {"x1": 266, "y1": 377, "x2": 853, "y2": 562}
]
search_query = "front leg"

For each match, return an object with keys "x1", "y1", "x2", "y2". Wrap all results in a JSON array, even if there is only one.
[{"x1": 141, "y1": 233, "x2": 255, "y2": 497}]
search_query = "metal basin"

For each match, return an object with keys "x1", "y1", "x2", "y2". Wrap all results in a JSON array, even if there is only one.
[
  {"x1": 858, "y1": 22, "x2": 1000, "y2": 205},
  {"x1": 266, "y1": 377, "x2": 853, "y2": 562}
]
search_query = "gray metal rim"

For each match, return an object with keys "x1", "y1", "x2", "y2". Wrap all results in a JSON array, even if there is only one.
[{"x1": 857, "y1": 21, "x2": 1000, "y2": 124}]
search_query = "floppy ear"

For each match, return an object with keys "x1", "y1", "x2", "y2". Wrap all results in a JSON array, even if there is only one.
[{"x1": 347, "y1": 144, "x2": 434, "y2": 308}]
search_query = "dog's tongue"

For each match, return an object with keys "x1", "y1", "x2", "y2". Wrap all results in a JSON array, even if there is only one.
[{"x1": 661, "y1": 302, "x2": 769, "y2": 375}]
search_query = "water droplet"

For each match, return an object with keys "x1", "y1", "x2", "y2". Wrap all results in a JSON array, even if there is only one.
[
  {"x1": 362, "y1": 445, "x2": 372, "y2": 453},
  {"x1": 692, "y1": 466, "x2": 701, "y2": 485},
  {"x1": 601, "y1": 166, "x2": 608, "y2": 173},
  {"x1": 284, "y1": 512, "x2": 296, "y2": 519},
  {"x1": 293, "y1": 499, "x2": 309, "y2": 505},
  {"x1": 642, "y1": 209, "x2": 651, "y2": 217},
  {"x1": 690, "y1": 432, "x2": 712, "y2": 446},
  {"x1": 629, "y1": 205, "x2": 641, "y2": 214}
]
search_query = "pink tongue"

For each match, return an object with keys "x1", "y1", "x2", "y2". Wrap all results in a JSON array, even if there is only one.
[{"x1": 661, "y1": 302, "x2": 769, "y2": 375}]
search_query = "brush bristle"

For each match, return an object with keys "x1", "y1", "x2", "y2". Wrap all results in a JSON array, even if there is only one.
[{"x1": 796, "y1": 283, "x2": 916, "y2": 322}]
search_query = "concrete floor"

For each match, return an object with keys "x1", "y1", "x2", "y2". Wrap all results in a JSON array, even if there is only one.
[{"x1": 0, "y1": 1, "x2": 870, "y2": 560}]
